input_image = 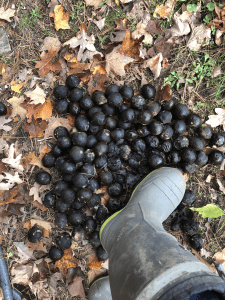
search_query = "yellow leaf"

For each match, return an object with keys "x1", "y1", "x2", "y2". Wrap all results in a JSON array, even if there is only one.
[
  {"x1": 10, "y1": 81, "x2": 25, "y2": 93},
  {"x1": 64, "y1": 53, "x2": 78, "y2": 63},
  {"x1": 0, "y1": 63, "x2": 6, "y2": 75},
  {"x1": 49, "y1": 4, "x2": 71, "y2": 31}
]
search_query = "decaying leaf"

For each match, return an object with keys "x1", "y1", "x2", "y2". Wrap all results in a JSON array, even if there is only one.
[
  {"x1": 153, "y1": 0, "x2": 177, "y2": 19},
  {"x1": 87, "y1": 269, "x2": 106, "y2": 285},
  {"x1": 40, "y1": 37, "x2": 61, "y2": 53},
  {"x1": 35, "y1": 46, "x2": 62, "y2": 76},
  {"x1": 0, "y1": 7, "x2": 15, "y2": 22},
  {"x1": 29, "y1": 182, "x2": 50, "y2": 204},
  {"x1": 11, "y1": 263, "x2": 39, "y2": 285},
  {"x1": 7, "y1": 96, "x2": 27, "y2": 120},
  {"x1": 165, "y1": 13, "x2": 191, "y2": 43},
  {"x1": 93, "y1": 18, "x2": 105, "y2": 30},
  {"x1": 84, "y1": 0, "x2": 102, "y2": 10},
  {"x1": 205, "y1": 108, "x2": 225, "y2": 130},
  {"x1": 0, "y1": 172, "x2": 23, "y2": 190},
  {"x1": 49, "y1": 4, "x2": 70, "y2": 31},
  {"x1": 146, "y1": 20, "x2": 163, "y2": 35},
  {"x1": 142, "y1": 53, "x2": 163, "y2": 80},
  {"x1": 131, "y1": 13, "x2": 152, "y2": 45},
  {"x1": 68, "y1": 276, "x2": 85, "y2": 298},
  {"x1": 23, "y1": 120, "x2": 48, "y2": 138},
  {"x1": 96, "y1": 186, "x2": 110, "y2": 205},
  {"x1": 2, "y1": 144, "x2": 24, "y2": 173},
  {"x1": 44, "y1": 117, "x2": 72, "y2": 139},
  {"x1": 55, "y1": 248, "x2": 78, "y2": 275},
  {"x1": 63, "y1": 27, "x2": 103, "y2": 62},
  {"x1": 14, "y1": 242, "x2": 36, "y2": 263},
  {"x1": 120, "y1": 30, "x2": 144, "y2": 60},
  {"x1": 105, "y1": 45, "x2": 135, "y2": 77},
  {"x1": 200, "y1": 248, "x2": 212, "y2": 258},
  {"x1": 24, "y1": 85, "x2": 47, "y2": 105},
  {"x1": 23, "y1": 145, "x2": 51, "y2": 172},
  {"x1": 10, "y1": 81, "x2": 25, "y2": 93},
  {"x1": 212, "y1": 65, "x2": 222, "y2": 78},
  {"x1": 186, "y1": 24, "x2": 211, "y2": 51},
  {"x1": 0, "y1": 116, "x2": 12, "y2": 131}
]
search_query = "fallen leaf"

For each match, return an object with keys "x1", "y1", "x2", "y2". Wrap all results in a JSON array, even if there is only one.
[
  {"x1": 49, "y1": 4, "x2": 70, "y2": 31},
  {"x1": 0, "y1": 63, "x2": 6, "y2": 75},
  {"x1": 217, "y1": 178, "x2": 225, "y2": 194},
  {"x1": 14, "y1": 242, "x2": 36, "y2": 263},
  {"x1": 10, "y1": 81, "x2": 25, "y2": 93},
  {"x1": 16, "y1": 68, "x2": 32, "y2": 82},
  {"x1": 87, "y1": 269, "x2": 106, "y2": 284},
  {"x1": 84, "y1": 0, "x2": 102, "y2": 9},
  {"x1": 55, "y1": 248, "x2": 78, "y2": 275},
  {"x1": 213, "y1": 248, "x2": 225, "y2": 263},
  {"x1": 205, "y1": 108, "x2": 225, "y2": 130},
  {"x1": 152, "y1": 37, "x2": 174, "y2": 58},
  {"x1": 200, "y1": 248, "x2": 212, "y2": 258},
  {"x1": 49, "y1": 272, "x2": 62, "y2": 295},
  {"x1": 146, "y1": 20, "x2": 163, "y2": 35},
  {"x1": 35, "y1": 46, "x2": 62, "y2": 76},
  {"x1": 7, "y1": 96, "x2": 27, "y2": 120},
  {"x1": 26, "y1": 240, "x2": 47, "y2": 252},
  {"x1": 205, "y1": 222, "x2": 211, "y2": 240},
  {"x1": 96, "y1": 186, "x2": 110, "y2": 205},
  {"x1": 68, "y1": 276, "x2": 85, "y2": 298},
  {"x1": 206, "y1": 174, "x2": 213, "y2": 183},
  {"x1": 0, "y1": 8, "x2": 15, "y2": 22},
  {"x1": 24, "y1": 85, "x2": 47, "y2": 105},
  {"x1": 35, "y1": 99, "x2": 53, "y2": 119},
  {"x1": 165, "y1": 13, "x2": 191, "y2": 43},
  {"x1": 44, "y1": 117, "x2": 72, "y2": 139},
  {"x1": 40, "y1": 37, "x2": 61, "y2": 53},
  {"x1": 23, "y1": 120, "x2": 48, "y2": 138},
  {"x1": 23, "y1": 146, "x2": 51, "y2": 172},
  {"x1": 142, "y1": 53, "x2": 163, "y2": 79},
  {"x1": 101, "y1": 259, "x2": 109, "y2": 269},
  {"x1": 0, "y1": 116, "x2": 12, "y2": 131},
  {"x1": 120, "y1": 30, "x2": 143, "y2": 60},
  {"x1": 154, "y1": 0, "x2": 177, "y2": 19},
  {"x1": 29, "y1": 182, "x2": 50, "y2": 204},
  {"x1": 63, "y1": 27, "x2": 103, "y2": 62},
  {"x1": 215, "y1": 29, "x2": 223, "y2": 45},
  {"x1": 93, "y1": 18, "x2": 105, "y2": 30},
  {"x1": 105, "y1": 45, "x2": 135, "y2": 77},
  {"x1": 68, "y1": 114, "x2": 75, "y2": 127},
  {"x1": 2, "y1": 144, "x2": 24, "y2": 173},
  {"x1": 109, "y1": 31, "x2": 126, "y2": 42},
  {"x1": 0, "y1": 190, "x2": 19, "y2": 206},
  {"x1": 30, "y1": 219, "x2": 53, "y2": 238},
  {"x1": 212, "y1": 65, "x2": 222, "y2": 78},
  {"x1": 11, "y1": 263, "x2": 39, "y2": 285},
  {"x1": 187, "y1": 24, "x2": 211, "y2": 51}
]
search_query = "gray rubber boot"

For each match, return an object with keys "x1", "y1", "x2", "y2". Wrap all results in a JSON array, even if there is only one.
[
  {"x1": 92, "y1": 167, "x2": 225, "y2": 300},
  {"x1": 89, "y1": 277, "x2": 112, "y2": 300}
]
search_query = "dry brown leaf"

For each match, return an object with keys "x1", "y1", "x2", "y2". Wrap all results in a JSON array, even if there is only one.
[
  {"x1": 152, "y1": 37, "x2": 174, "y2": 58},
  {"x1": 0, "y1": 8, "x2": 15, "y2": 22},
  {"x1": 217, "y1": 178, "x2": 225, "y2": 194},
  {"x1": 115, "y1": 18, "x2": 130, "y2": 30},
  {"x1": 212, "y1": 65, "x2": 222, "y2": 78},
  {"x1": 14, "y1": 242, "x2": 36, "y2": 263},
  {"x1": 63, "y1": 27, "x2": 103, "y2": 62},
  {"x1": 142, "y1": 53, "x2": 163, "y2": 80},
  {"x1": 213, "y1": 248, "x2": 225, "y2": 263},
  {"x1": 96, "y1": 186, "x2": 110, "y2": 205},
  {"x1": 55, "y1": 248, "x2": 78, "y2": 275},
  {"x1": 49, "y1": 4, "x2": 70, "y2": 31},
  {"x1": 23, "y1": 120, "x2": 48, "y2": 138},
  {"x1": 165, "y1": 13, "x2": 191, "y2": 42},
  {"x1": 205, "y1": 222, "x2": 211, "y2": 240},
  {"x1": 35, "y1": 46, "x2": 62, "y2": 76},
  {"x1": 215, "y1": 29, "x2": 223, "y2": 45},
  {"x1": 23, "y1": 103, "x2": 42, "y2": 123},
  {"x1": 11, "y1": 263, "x2": 39, "y2": 285},
  {"x1": 84, "y1": 0, "x2": 102, "y2": 9},
  {"x1": 7, "y1": 96, "x2": 27, "y2": 120},
  {"x1": 120, "y1": 30, "x2": 143, "y2": 60},
  {"x1": 146, "y1": 20, "x2": 163, "y2": 35},
  {"x1": 68, "y1": 276, "x2": 85, "y2": 298},
  {"x1": 44, "y1": 117, "x2": 72, "y2": 139},
  {"x1": 158, "y1": 84, "x2": 172, "y2": 102},
  {"x1": 24, "y1": 85, "x2": 47, "y2": 105},
  {"x1": 105, "y1": 45, "x2": 135, "y2": 77},
  {"x1": 0, "y1": 190, "x2": 18, "y2": 206},
  {"x1": 87, "y1": 269, "x2": 106, "y2": 285},
  {"x1": 93, "y1": 18, "x2": 105, "y2": 30},
  {"x1": 0, "y1": 63, "x2": 6, "y2": 75},
  {"x1": 10, "y1": 81, "x2": 25, "y2": 93},
  {"x1": 0, "y1": 116, "x2": 12, "y2": 131},
  {"x1": 153, "y1": 0, "x2": 177, "y2": 19},
  {"x1": 35, "y1": 99, "x2": 53, "y2": 119},
  {"x1": 40, "y1": 37, "x2": 61, "y2": 53},
  {"x1": 205, "y1": 174, "x2": 213, "y2": 183},
  {"x1": 68, "y1": 114, "x2": 75, "y2": 127},
  {"x1": 87, "y1": 257, "x2": 104, "y2": 269},
  {"x1": 109, "y1": 31, "x2": 126, "y2": 42},
  {"x1": 187, "y1": 24, "x2": 211, "y2": 51},
  {"x1": 26, "y1": 240, "x2": 47, "y2": 252}
]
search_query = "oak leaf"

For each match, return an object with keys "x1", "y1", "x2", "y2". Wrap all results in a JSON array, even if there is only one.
[
  {"x1": 0, "y1": 8, "x2": 15, "y2": 22},
  {"x1": 2, "y1": 143, "x2": 24, "y2": 173},
  {"x1": 23, "y1": 120, "x2": 48, "y2": 138},
  {"x1": 54, "y1": 248, "x2": 78, "y2": 275},
  {"x1": 0, "y1": 190, "x2": 18, "y2": 206},
  {"x1": 10, "y1": 81, "x2": 25, "y2": 93},
  {"x1": 40, "y1": 37, "x2": 61, "y2": 53},
  {"x1": 120, "y1": 30, "x2": 144, "y2": 60},
  {"x1": 63, "y1": 27, "x2": 103, "y2": 62},
  {"x1": 49, "y1": 5, "x2": 70, "y2": 31},
  {"x1": 35, "y1": 46, "x2": 62, "y2": 76},
  {"x1": 105, "y1": 45, "x2": 135, "y2": 77},
  {"x1": 0, "y1": 172, "x2": 23, "y2": 190},
  {"x1": 0, "y1": 116, "x2": 12, "y2": 131},
  {"x1": 7, "y1": 96, "x2": 27, "y2": 120},
  {"x1": 44, "y1": 117, "x2": 72, "y2": 139},
  {"x1": 142, "y1": 53, "x2": 163, "y2": 80},
  {"x1": 35, "y1": 99, "x2": 53, "y2": 120},
  {"x1": 206, "y1": 108, "x2": 225, "y2": 130},
  {"x1": 24, "y1": 85, "x2": 47, "y2": 105}
]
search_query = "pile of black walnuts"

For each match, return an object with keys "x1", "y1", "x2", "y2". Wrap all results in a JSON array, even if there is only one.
[{"x1": 30, "y1": 74, "x2": 225, "y2": 262}]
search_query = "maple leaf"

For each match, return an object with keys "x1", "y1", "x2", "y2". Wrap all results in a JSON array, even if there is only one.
[
  {"x1": 23, "y1": 120, "x2": 48, "y2": 138},
  {"x1": 120, "y1": 30, "x2": 144, "y2": 60},
  {"x1": 63, "y1": 27, "x2": 103, "y2": 62},
  {"x1": 105, "y1": 45, "x2": 135, "y2": 77},
  {"x1": 2, "y1": 144, "x2": 24, "y2": 173},
  {"x1": 44, "y1": 117, "x2": 72, "y2": 139},
  {"x1": 0, "y1": 172, "x2": 23, "y2": 190},
  {"x1": 10, "y1": 81, "x2": 25, "y2": 93},
  {"x1": 24, "y1": 85, "x2": 47, "y2": 105},
  {"x1": 49, "y1": 4, "x2": 71, "y2": 31},
  {"x1": 0, "y1": 8, "x2": 15, "y2": 22},
  {"x1": 142, "y1": 53, "x2": 163, "y2": 80},
  {"x1": 7, "y1": 96, "x2": 27, "y2": 120},
  {"x1": 206, "y1": 108, "x2": 225, "y2": 130},
  {"x1": 40, "y1": 37, "x2": 61, "y2": 53},
  {"x1": 0, "y1": 116, "x2": 12, "y2": 131},
  {"x1": 153, "y1": 0, "x2": 177, "y2": 19},
  {"x1": 84, "y1": 0, "x2": 102, "y2": 9},
  {"x1": 35, "y1": 46, "x2": 62, "y2": 76}
]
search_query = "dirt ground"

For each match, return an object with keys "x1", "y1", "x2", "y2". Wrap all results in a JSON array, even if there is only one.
[{"x1": 0, "y1": 0, "x2": 225, "y2": 299}]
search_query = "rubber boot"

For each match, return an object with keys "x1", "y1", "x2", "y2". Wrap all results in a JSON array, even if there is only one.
[{"x1": 89, "y1": 167, "x2": 225, "y2": 300}]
